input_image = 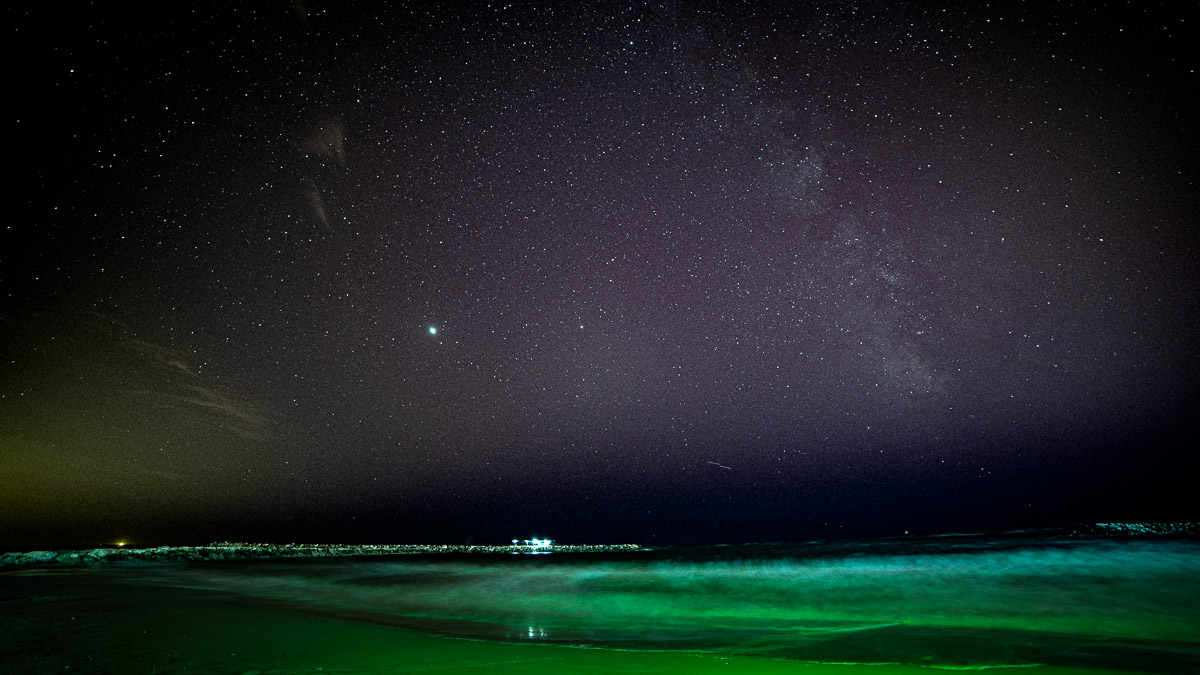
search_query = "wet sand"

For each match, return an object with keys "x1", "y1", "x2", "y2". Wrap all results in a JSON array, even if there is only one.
[{"x1": 0, "y1": 566, "x2": 1150, "y2": 674}]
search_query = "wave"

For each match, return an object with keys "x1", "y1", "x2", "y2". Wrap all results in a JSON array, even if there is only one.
[{"x1": 120, "y1": 536, "x2": 1200, "y2": 670}]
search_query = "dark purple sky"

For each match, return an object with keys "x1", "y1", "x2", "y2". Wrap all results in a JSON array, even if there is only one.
[{"x1": 3, "y1": 1, "x2": 1196, "y2": 546}]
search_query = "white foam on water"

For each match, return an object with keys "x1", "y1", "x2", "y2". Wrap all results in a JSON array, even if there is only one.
[{"x1": 135, "y1": 538, "x2": 1199, "y2": 646}]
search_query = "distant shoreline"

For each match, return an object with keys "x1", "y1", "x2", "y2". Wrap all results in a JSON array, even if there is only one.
[
  {"x1": 0, "y1": 542, "x2": 645, "y2": 566},
  {"x1": 5, "y1": 522, "x2": 1197, "y2": 567}
]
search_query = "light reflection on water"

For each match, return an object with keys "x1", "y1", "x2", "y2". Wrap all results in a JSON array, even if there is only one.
[{"x1": 133, "y1": 537, "x2": 1200, "y2": 670}]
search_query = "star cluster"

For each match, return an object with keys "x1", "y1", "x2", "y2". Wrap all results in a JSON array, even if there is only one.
[{"x1": 3, "y1": 1, "x2": 1196, "y2": 545}]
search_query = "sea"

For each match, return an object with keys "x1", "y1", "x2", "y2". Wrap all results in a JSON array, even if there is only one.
[{"x1": 2, "y1": 528, "x2": 1198, "y2": 674}]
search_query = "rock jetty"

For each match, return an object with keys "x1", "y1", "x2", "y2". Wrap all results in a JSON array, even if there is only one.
[
  {"x1": 1069, "y1": 522, "x2": 1199, "y2": 537},
  {"x1": 0, "y1": 542, "x2": 644, "y2": 567}
]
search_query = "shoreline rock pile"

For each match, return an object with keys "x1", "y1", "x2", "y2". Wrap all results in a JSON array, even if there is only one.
[
  {"x1": 1068, "y1": 522, "x2": 1199, "y2": 537},
  {"x1": 0, "y1": 542, "x2": 644, "y2": 567}
]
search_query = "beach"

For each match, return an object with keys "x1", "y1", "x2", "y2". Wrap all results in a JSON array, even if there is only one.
[{"x1": 3, "y1": 534, "x2": 1197, "y2": 673}]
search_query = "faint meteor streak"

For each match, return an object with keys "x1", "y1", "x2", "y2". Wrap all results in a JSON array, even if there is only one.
[{"x1": 707, "y1": 461, "x2": 732, "y2": 470}]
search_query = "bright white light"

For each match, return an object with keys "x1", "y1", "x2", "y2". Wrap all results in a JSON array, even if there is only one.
[{"x1": 428, "y1": 326, "x2": 438, "y2": 335}]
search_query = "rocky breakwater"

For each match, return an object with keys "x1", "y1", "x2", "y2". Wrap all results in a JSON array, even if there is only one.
[
  {"x1": 1068, "y1": 522, "x2": 1200, "y2": 537},
  {"x1": 0, "y1": 542, "x2": 644, "y2": 566}
]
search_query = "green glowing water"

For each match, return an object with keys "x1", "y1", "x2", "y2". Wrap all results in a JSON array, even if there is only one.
[{"x1": 2, "y1": 536, "x2": 1197, "y2": 673}]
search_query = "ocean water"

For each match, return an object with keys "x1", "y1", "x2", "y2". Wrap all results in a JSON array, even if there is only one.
[{"x1": 3, "y1": 533, "x2": 1198, "y2": 673}]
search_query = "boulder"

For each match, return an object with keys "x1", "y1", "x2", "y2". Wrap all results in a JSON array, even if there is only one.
[{"x1": 18, "y1": 550, "x2": 58, "y2": 564}]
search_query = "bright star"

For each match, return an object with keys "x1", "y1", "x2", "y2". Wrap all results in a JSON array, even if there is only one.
[{"x1": 429, "y1": 326, "x2": 438, "y2": 335}]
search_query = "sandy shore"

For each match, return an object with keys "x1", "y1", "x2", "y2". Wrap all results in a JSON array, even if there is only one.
[{"x1": 2, "y1": 566, "x2": 1139, "y2": 674}]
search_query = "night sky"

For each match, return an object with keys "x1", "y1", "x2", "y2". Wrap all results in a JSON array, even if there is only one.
[{"x1": 3, "y1": 1, "x2": 1197, "y2": 546}]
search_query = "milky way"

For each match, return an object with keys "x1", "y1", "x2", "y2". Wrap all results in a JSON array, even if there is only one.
[{"x1": 3, "y1": 1, "x2": 1196, "y2": 545}]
